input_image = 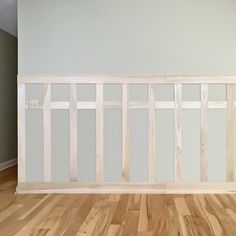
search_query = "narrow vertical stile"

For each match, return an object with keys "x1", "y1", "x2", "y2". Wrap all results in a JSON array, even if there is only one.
[
  {"x1": 227, "y1": 84, "x2": 234, "y2": 182},
  {"x1": 175, "y1": 84, "x2": 182, "y2": 182},
  {"x1": 96, "y1": 84, "x2": 104, "y2": 182},
  {"x1": 43, "y1": 84, "x2": 51, "y2": 182},
  {"x1": 200, "y1": 84, "x2": 208, "y2": 182},
  {"x1": 148, "y1": 84, "x2": 156, "y2": 183},
  {"x1": 70, "y1": 84, "x2": 78, "y2": 181},
  {"x1": 122, "y1": 84, "x2": 130, "y2": 181},
  {"x1": 18, "y1": 83, "x2": 26, "y2": 182}
]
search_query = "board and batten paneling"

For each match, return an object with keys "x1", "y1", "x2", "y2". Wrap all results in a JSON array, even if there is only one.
[{"x1": 17, "y1": 76, "x2": 236, "y2": 193}]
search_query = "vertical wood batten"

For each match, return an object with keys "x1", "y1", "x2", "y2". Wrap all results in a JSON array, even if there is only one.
[
  {"x1": 148, "y1": 84, "x2": 156, "y2": 183},
  {"x1": 70, "y1": 84, "x2": 78, "y2": 181},
  {"x1": 227, "y1": 84, "x2": 234, "y2": 182},
  {"x1": 96, "y1": 84, "x2": 104, "y2": 182},
  {"x1": 18, "y1": 83, "x2": 26, "y2": 182},
  {"x1": 200, "y1": 84, "x2": 208, "y2": 182},
  {"x1": 43, "y1": 84, "x2": 51, "y2": 182},
  {"x1": 175, "y1": 84, "x2": 182, "y2": 182},
  {"x1": 122, "y1": 84, "x2": 130, "y2": 181}
]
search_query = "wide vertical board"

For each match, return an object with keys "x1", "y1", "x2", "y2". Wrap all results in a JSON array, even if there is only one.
[
  {"x1": 174, "y1": 84, "x2": 182, "y2": 182},
  {"x1": 122, "y1": 84, "x2": 130, "y2": 181},
  {"x1": 200, "y1": 84, "x2": 208, "y2": 182},
  {"x1": 148, "y1": 84, "x2": 156, "y2": 183},
  {"x1": 43, "y1": 84, "x2": 51, "y2": 182},
  {"x1": 18, "y1": 84, "x2": 25, "y2": 182},
  {"x1": 227, "y1": 84, "x2": 234, "y2": 181},
  {"x1": 96, "y1": 84, "x2": 104, "y2": 182},
  {"x1": 70, "y1": 84, "x2": 78, "y2": 181}
]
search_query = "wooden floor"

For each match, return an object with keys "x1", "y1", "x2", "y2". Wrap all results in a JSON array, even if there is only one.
[{"x1": 1, "y1": 167, "x2": 236, "y2": 235}]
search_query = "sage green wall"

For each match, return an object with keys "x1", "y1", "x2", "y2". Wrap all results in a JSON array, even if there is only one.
[
  {"x1": 0, "y1": 29, "x2": 17, "y2": 164},
  {"x1": 18, "y1": 0, "x2": 236, "y2": 181},
  {"x1": 18, "y1": 0, "x2": 236, "y2": 75}
]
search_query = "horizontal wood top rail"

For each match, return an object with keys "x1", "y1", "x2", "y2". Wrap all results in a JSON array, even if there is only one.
[{"x1": 18, "y1": 75, "x2": 236, "y2": 84}]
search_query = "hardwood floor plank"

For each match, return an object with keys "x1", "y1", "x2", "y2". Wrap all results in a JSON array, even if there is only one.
[
  {"x1": 0, "y1": 167, "x2": 236, "y2": 235},
  {"x1": 111, "y1": 195, "x2": 129, "y2": 224}
]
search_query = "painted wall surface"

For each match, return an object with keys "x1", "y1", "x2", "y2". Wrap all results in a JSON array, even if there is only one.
[
  {"x1": 0, "y1": 29, "x2": 17, "y2": 164},
  {"x1": 18, "y1": 0, "x2": 236, "y2": 181}
]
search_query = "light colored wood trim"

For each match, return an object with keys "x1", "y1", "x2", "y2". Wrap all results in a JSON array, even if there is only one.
[
  {"x1": 18, "y1": 84, "x2": 25, "y2": 182},
  {"x1": 122, "y1": 84, "x2": 130, "y2": 181},
  {"x1": 96, "y1": 84, "x2": 104, "y2": 182},
  {"x1": 16, "y1": 182, "x2": 236, "y2": 194},
  {"x1": 18, "y1": 75, "x2": 236, "y2": 84},
  {"x1": 129, "y1": 102, "x2": 148, "y2": 109},
  {"x1": 104, "y1": 101, "x2": 122, "y2": 109},
  {"x1": 227, "y1": 84, "x2": 234, "y2": 182},
  {"x1": 25, "y1": 101, "x2": 236, "y2": 110},
  {"x1": 175, "y1": 84, "x2": 182, "y2": 182},
  {"x1": 200, "y1": 84, "x2": 208, "y2": 182},
  {"x1": 43, "y1": 84, "x2": 51, "y2": 182},
  {"x1": 148, "y1": 84, "x2": 156, "y2": 183},
  {"x1": 70, "y1": 84, "x2": 78, "y2": 181}
]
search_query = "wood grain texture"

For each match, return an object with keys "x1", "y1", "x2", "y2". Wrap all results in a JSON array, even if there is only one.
[
  {"x1": 70, "y1": 84, "x2": 78, "y2": 181},
  {"x1": 3, "y1": 166, "x2": 236, "y2": 235},
  {"x1": 25, "y1": 100, "x2": 236, "y2": 110},
  {"x1": 175, "y1": 84, "x2": 182, "y2": 182},
  {"x1": 122, "y1": 84, "x2": 130, "y2": 182},
  {"x1": 201, "y1": 84, "x2": 208, "y2": 182},
  {"x1": 96, "y1": 84, "x2": 104, "y2": 182},
  {"x1": 43, "y1": 84, "x2": 51, "y2": 182},
  {"x1": 148, "y1": 84, "x2": 156, "y2": 183},
  {"x1": 227, "y1": 84, "x2": 235, "y2": 182},
  {"x1": 18, "y1": 83, "x2": 25, "y2": 182},
  {"x1": 16, "y1": 181, "x2": 236, "y2": 194},
  {"x1": 18, "y1": 75, "x2": 236, "y2": 84}
]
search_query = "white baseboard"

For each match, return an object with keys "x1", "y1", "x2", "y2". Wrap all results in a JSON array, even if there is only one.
[{"x1": 0, "y1": 159, "x2": 17, "y2": 171}]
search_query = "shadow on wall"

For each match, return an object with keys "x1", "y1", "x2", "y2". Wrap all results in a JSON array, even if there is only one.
[{"x1": 0, "y1": 28, "x2": 17, "y2": 167}]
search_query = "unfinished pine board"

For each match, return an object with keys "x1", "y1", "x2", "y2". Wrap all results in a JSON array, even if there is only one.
[
  {"x1": 200, "y1": 84, "x2": 208, "y2": 182},
  {"x1": 16, "y1": 182, "x2": 236, "y2": 194},
  {"x1": 175, "y1": 84, "x2": 182, "y2": 182},
  {"x1": 122, "y1": 84, "x2": 130, "y2": 182},
  {"x1": 25, "y1": 100, "x2": 236, "y2": 110},
  {"x1": 227, "y1": 84, "x2": 234, "y2": 182},
  {"x1": 96, "y1": 84, "x2": 104, "y2": 182},
  {"x1": 70, "y1": 84, "x2": 78, "y2": 181},
  {"x1": 148, "y1": 84, "x2": 156, "y2": 183},
  {"x1": 43, "y1": 84, "x2": 51, "y2": 182},
  {"x1": 18, "y1": 75, "x2": 236, "y2": 84},
  {"x1": 18, "y1": 84, "x2": 26, "y2": 182}
]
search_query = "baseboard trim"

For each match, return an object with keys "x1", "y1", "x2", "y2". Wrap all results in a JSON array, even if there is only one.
[
  {"x1": 0, "y1": 159, "x2": 17, "y2": 171},
  {"x1": 16, "y1": 182, "x2": 236, "y2": 194}
]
